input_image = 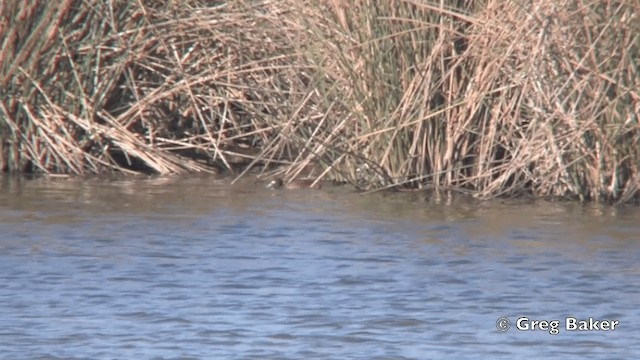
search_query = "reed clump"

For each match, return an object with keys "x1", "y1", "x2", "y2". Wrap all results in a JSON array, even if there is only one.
[
  {"x1": 1, "y1": 0, "x2": 319, "y2": 175},
  {"x1": 1, "y1": 0, "x2": 638, "y2": 203}
]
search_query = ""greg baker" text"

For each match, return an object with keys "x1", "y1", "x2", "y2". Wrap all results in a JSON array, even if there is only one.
[{"x1": 516, "y1": 317, "x2": 619, "y2": 335}]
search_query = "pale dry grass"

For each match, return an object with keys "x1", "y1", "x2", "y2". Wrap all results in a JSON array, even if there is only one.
[
  {"x1": 300, "y1": 0, "x2": 639, "y2": 202},
  {"x1": 1, "y1": 0, "x2": 638, "y2": 203}
]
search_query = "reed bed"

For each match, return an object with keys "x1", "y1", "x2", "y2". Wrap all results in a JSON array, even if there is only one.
[{"x1": 0, "y1": 0, "x2": 638, "y2": 203}]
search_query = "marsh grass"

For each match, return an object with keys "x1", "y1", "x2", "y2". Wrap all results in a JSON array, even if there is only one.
[
  {"x1": 299, "y1": 0, "x2": 640, "y2": 202},
  {"x1": 1, "y1": 0, "x2": 638, "y2": 202}
]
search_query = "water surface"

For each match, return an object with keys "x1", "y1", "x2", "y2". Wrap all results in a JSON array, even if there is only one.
[{"x1": 0, "y1": 176, "x2": 638, "y2": 359}]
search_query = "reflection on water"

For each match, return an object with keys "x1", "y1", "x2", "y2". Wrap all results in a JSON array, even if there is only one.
[{"x1": 0, "y1": 176, "x2": 639, "y2": 359}]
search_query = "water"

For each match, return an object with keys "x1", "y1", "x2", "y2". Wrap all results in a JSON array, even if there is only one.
[{"x1": 0, "y1": 176, "x2": 638, "y2": 359}]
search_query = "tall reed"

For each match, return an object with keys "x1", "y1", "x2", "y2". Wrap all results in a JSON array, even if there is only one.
[
  {"x1": 1, "y1": 0, "x2": 637, "y2": 202},
  {"x1": 300, "y1": 0, "x2": 639, "y2": 202}
]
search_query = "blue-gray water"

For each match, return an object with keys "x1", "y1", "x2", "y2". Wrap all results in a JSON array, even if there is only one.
[{"x1": 0, "y1": 176, "x2": 638, "y2": 359}]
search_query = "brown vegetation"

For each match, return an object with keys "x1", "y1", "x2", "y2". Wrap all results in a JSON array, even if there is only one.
[{"x1": 0, "y1": 0, "x2": 638, "y2": 203}]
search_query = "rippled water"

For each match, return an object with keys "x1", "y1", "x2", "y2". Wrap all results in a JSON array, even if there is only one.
[{"x1": 0, "y1": 176, "x2": 639, "y2": 359}]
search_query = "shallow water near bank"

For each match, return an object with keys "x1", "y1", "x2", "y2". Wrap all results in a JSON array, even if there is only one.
[{"x1": 0, "y1": 175, "x2": 638, "y2": 359}]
